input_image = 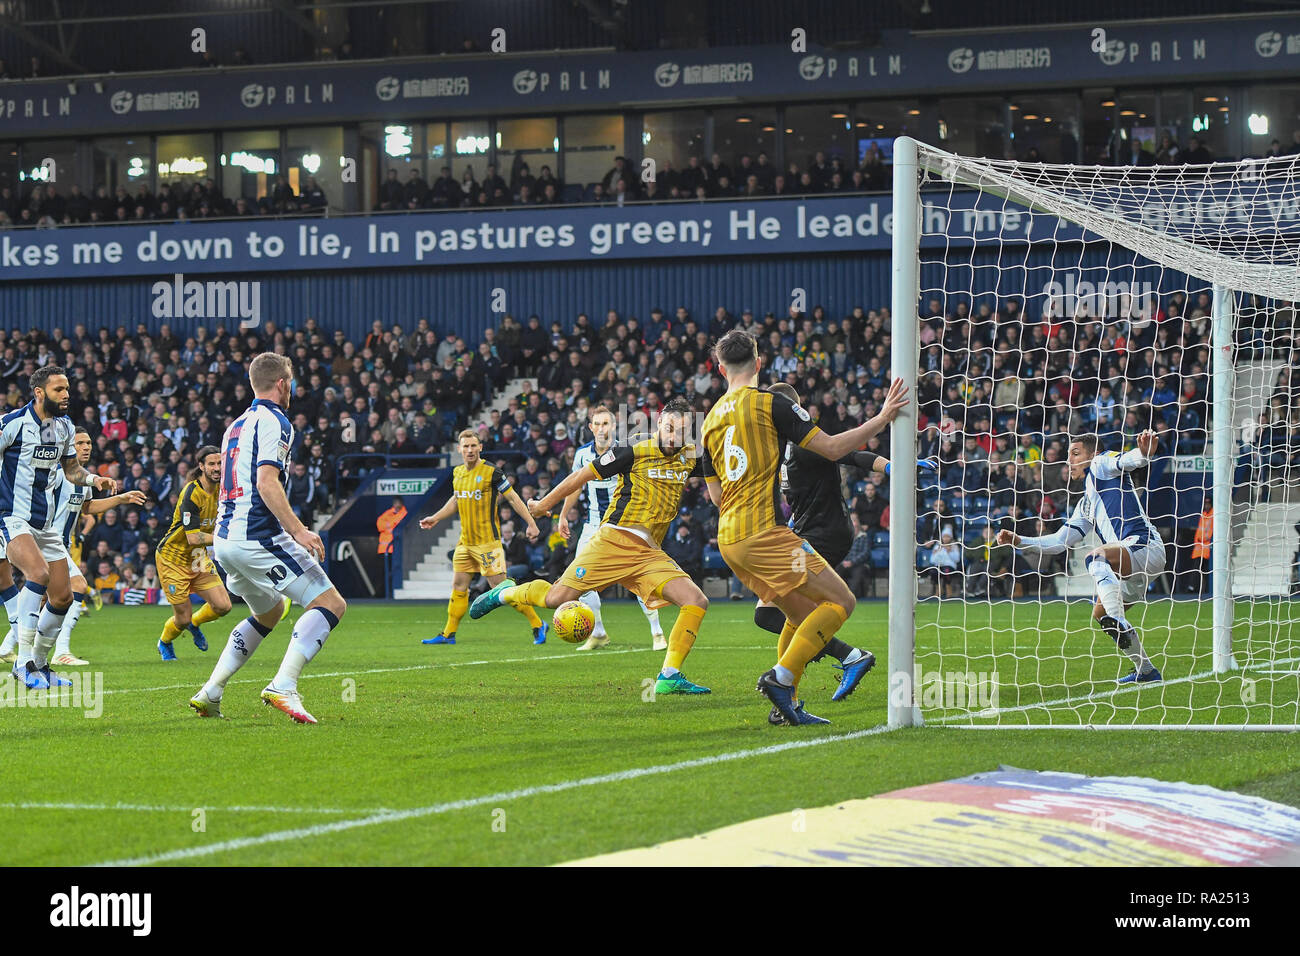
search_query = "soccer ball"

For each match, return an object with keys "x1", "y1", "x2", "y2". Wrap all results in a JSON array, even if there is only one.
[{"x1": 552, "y1": 600, "x2": 595, "y2": 644}]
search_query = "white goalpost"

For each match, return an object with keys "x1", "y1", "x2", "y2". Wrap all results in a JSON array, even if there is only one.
[{"x1": 889, "y1": 136, "x2": 1300, "y2": 730}]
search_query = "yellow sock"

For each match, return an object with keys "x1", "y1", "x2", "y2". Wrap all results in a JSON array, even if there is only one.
[
  {"x1": 504, "y1": 579, "x2": 550, "y2": 608},
  {"x1": 192, "y1": 602, "x2": 222, "y2": 627},
  {"x1": 778, "y1": 602, "x2": 848, "y2": 684},
  {"x1": 160, "y1": 618, "x2": 182, "y2": 644},
  {"x1": 516, "y1": 604, "x2": 543, "y2": 628},
  {"x1": 776, "y1": 620, "x2": 797, "y2": 658},
  {"x1": 663, "y1": 604, "x2": 706, "y2": 672},
  {"x1": 443, "y1": 589, "x2": 469, "y2": 637}
]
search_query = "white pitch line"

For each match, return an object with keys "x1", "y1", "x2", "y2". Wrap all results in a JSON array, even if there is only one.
[
  {"x1": 0, "y1": 801, "x2": 396, "y2": 815},
  {"x1": 90, "y1": 722, "x2": 896, "y2": 867},
  {"x1": 98, "y1": 645, "x2": 777, "y2": 698}
]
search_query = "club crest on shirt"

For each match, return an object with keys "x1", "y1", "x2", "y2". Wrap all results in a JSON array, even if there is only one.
[{"x1": 575, "y1": 567, "x2": 587, "y2": 579}]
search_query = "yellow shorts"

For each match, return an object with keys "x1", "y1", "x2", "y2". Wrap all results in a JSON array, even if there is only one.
[
  {"x1": 720, "y1": 525, "x2": 829, "y2": 604},
  {"x1": 158, "y1": 552, "x2": 223, "y2": 605},
  {"x1": 557, "y1": 525, "x2": 687, "y2": 610},
  {"x1": 453, "y1": 542, "x2": 507, "y2": 577}
]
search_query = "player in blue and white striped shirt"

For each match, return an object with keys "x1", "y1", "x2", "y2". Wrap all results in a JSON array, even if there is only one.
[
  {"x1": 999, "y1": 430, "x2": 1166, "y2": 684},
  {"x1": 189, "y1": 353, "x2": 348, "y2": 724},
  {"x1": 557, "y1": 406, "x2": 666, "y2": 650},
  {"x1": 0, "y1": 366, "x2": 117, "y2": 689},
  {"x1": 0, "y1": 427, "x2": 145, "y2": 666}
]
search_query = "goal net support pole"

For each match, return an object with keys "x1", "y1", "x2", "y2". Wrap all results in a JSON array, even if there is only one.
[
  {"x1": 889, "y1": 135, "x2": 922, "y2": 729},
  {"x1": 1211, "y1": 283, "x2": 1238, "y2": 674}
]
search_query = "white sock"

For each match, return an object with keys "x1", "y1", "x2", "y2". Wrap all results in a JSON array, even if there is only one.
[
  {"x1": 639, "y1": 598, "x2": 663, "y2": 637},
  {"x1": 55, "y1": 593, "x2": 85, "y2": 657},
  {"x1": 16, "y1": 582, "x2": 45, "y2": 667},
  {"x1": 34, "y1": 600, "x2": 70, "y2": 669},
  {"x1": 1087, "y1": 555, "x2": 1129, "y2": 625},
  {"x1": 842, "y1": 647, "x2": 863, "y2": 665},
  {"x1": 1, "y1": 584, "x2": 21, "y2": 646},
  {"x1": 773, "y1": 664, "x2": 795, "y2": 686},
  {"x1": 271, "y1": 607, "x2": 338, "y2": 693},
  {"x1": 660, "y1": 665, "x2": 680, "y2": 678},
  {"x1": 579, "y1": 590, "x2": 604, "y2": 637},
  {"x1": 1117, "y1": 626, "x2": 1154, "y2": 674},
  {"x1": 202, "y1": 616, "x2": 272, "y2": 700}
]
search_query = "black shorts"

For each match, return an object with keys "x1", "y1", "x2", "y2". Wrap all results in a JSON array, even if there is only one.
[{"x1": 797, "y1": 529, "x2": 852, "y2": 567}]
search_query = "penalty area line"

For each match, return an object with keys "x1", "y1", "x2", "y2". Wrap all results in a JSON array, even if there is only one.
[{"x1": 89, "y1": 722, "x2": 895, "y2": 867}]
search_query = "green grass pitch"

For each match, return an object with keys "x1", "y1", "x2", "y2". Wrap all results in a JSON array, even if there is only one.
[{"x1": 3, "y1": 598, "x2": 1299, "y2": 866}]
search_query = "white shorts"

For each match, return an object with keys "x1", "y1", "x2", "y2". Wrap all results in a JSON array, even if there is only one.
[
  {"x1": 0, "y1": 515, "x2": 71, "y2": 565},
  {"x1": 577, "y1": 523, "x2": 600, "y2": 552},
  {"x1": 1121, "y1": 539, "x2": 1167, "y2": 603},
  {"x1": 214, "y1": 532, "x2": 333, "y2": 616},
  {"x1": 575, "y1": 524, "x2": 600, "y2": 594}
]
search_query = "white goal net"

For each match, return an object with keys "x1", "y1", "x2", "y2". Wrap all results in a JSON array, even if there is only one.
[{"x1": 887, "y1": 137, "x2": 1300, "y2": 729}]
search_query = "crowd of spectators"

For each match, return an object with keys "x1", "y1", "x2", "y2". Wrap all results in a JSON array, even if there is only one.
[
  {"x1": 4, "y1": 277, "x2": 1297, "y2": 603},
  {"x1": 0, "y1": 173, "x2": 329, "y2": 230},
  {"x1": 374, "y1": 145, "x2": 893, "y2": 212}
]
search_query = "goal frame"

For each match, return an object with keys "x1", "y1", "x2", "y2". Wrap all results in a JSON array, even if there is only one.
[{"x1": 887, "y1": 135, "x2": 1262, "y2": 731}]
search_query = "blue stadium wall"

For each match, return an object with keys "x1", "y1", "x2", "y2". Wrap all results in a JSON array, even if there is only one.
[{"x1": 0, "y1": 245, "x2": 1203, "y2": 343}]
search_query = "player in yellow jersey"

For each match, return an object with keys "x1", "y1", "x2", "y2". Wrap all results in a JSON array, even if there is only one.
[
  {"x1": 701, "y1": 330, "x2": 907, "y2": 725},
  {"x1": 418, "y1": 429, "x2": 544, "y2": 644},
  {"x1": 470, "y1": 397, "x2": 712, "y2": 694},
  {"x1": 155, "y1": 445, "x2": 233, "y2": 661}
]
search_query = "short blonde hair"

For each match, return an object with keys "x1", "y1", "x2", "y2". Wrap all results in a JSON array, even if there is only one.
[
  {"x1": 458, "y1": 429, "x2": 481, "y2": 444},
  {"x1": 249, "y1": 352, "x2": 293, "y2": 393},
  {"x1": 589, "y1": 405, "x2": 613, "y2": 423}
]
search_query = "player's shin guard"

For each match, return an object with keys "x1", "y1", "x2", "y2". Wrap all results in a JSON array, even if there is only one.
[
  {"x1": 443, "y1": 588, "x2": 469, "y2": 637},
  {"x1": 272, "y1": 607, "x2": 340, "y2": 692},
  {"x1": 202, "y1": 616, "x2": 273, "y2": 700},
  {"x1": 776, "y1": 602, "x2": 849, "y2": 685},
  {"x1": 662, "y1": 604, "x2": 705, "y2": 674},
  {"x1": 1086, "y1": 555, "x2": 1129, "y2": 626},
  {"x1": 54, "y1": 592, "x2": 85, "y2": 657},
  {"x1": 16, "y1": 582, "x2": 46, "y2": 666},
  {"x1": 33, "y1": 601, "x2": 70, "y2": 668},
  {"x1": 192, "y1": 602, "x2": 223, "y2": 627},
  {"x1": 504, "y1": 579, "x2": 550, "y2": 608},
  {"x1": 754, "y1": 604, "x2": 786, "y2": 636},
  {"x1": 579, "y1": 589, "x2": 605, "y2": 636}
]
